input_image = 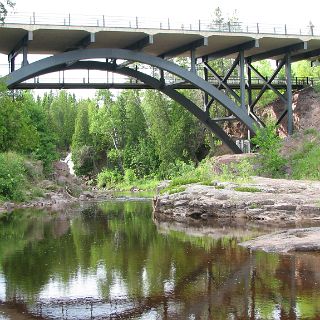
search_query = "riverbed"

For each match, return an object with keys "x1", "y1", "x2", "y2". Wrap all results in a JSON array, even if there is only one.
[{"x1": 0, "y1": 199, "x2": 320, "y2": 319}]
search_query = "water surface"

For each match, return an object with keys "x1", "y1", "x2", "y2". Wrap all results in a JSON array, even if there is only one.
[{"x1": 0, "y1": 200, "x2": 320, "y2": 319}]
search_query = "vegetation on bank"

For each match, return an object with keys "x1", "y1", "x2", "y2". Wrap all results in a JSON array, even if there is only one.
[
  {"x1": 1, "y1": 82, "x2": 320, "y2": 201},
  {"x1": 0, "y1": 152, "x2": 45, "y2": 202}
]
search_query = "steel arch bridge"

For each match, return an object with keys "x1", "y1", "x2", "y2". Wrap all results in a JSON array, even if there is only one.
[{"x1": 2, "y1": 14, "x2": 320, "y2": 153}]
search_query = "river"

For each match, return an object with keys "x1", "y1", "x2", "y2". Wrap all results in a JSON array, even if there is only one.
[{"x1": 0, "y1": 199, "x2": 320, "y2": 319}]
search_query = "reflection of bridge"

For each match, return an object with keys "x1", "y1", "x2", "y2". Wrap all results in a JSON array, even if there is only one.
[{"x1": 1, "y1": 12, "x2": 320, "y2": 152}]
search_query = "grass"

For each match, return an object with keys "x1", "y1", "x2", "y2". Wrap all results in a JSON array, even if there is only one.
[
  {"x1": 199, "y1": 180, "x2": 215, "y2": 186},
  {"x1": 289, "y1": 136, "x2": 320, "y2": 181},
  {"x1": 169, "y1": 176, "x2": 202, "y2": 187},
  {"x1": 216, "y1": 159, "x2": 254, "y2": 183},
  {"x1": 249, "y1": 203, "x2": 261, "y2": 209},
  {"x1": 153, "y1": 158, "x2": 256, "y2": 195},
  {"x1": 234, "y1": 186, "x2": 261, "y2": 193},
  {"x1": 160, "y1": 185, "x2": 186, "y2": 195},
  {"x1": 28, "y1": 187, "x2": 45, "y2": 199},
  {"x1": 113, "y1": 178, "x2": 161, "y2": 192}
]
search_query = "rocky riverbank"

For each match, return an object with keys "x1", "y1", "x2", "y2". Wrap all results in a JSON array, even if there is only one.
[
  {"x1": 0, "y1": 189, "x2": 112, "y2": 214},
  {"x1": 0, "y1": 161, "x2": 111, "y2": 214},
  {"x1": 153, "y1": 176, "x2": 320, "y2": 221}
]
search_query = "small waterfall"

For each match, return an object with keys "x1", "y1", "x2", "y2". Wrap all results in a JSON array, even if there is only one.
[{"x1": 62, "y1": 152, "x2": 75, "y2": 175}]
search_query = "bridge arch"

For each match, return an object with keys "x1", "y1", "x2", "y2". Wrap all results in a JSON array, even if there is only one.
[{"x1": 6, "y1": 48, "x2": 257, "y2": 153}]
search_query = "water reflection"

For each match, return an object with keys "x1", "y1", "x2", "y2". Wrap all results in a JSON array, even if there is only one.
[{"x1": 0, "y1": 202, "x2": 319, "y2": 319}]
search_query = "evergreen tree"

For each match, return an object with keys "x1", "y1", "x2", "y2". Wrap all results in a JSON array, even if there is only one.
[
  {"x1": 0, "y1": 0, "x2": 14, "y2": 23},
  {"x1": 72, "y1": 100, "x2": 94, "y2": 176}
]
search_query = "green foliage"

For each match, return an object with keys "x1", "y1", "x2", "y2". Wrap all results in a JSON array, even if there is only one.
[
  {"x1": 164, "y1": 160, "x2": 196, "y2": 180},
  {"x1": 97, "y1": 168, "x2": 121, "y2": 188},
  {"x1": 234, "y1": 186, "x2": 261, "y2": 193},
  {"x1": 292, "y1": 60, "x2": 320, "y2": 78},
  {"x1": 218, "y1": 159, "x2": 254, "y2": 183},
  {"x1": 314, "y1": 82, "x2": 320, "y2": 93},
  {"x1": 303, "y1": 127, "x2": 318, "y2": 135},
  {"x1": 123, "y1": 139, "x2": 159, "y2": 178},
  {"x1": 123, "y1": 168, "x2": 137, "y2": 184},
  {"x1": 71, "y1": 101, "x2": 95, "y2": 176},
  {"x1": 160, "y1": 185, "x2": 186, "y2": 195},
  {"x1": 160, "y1": 159, "x2": 212, "y2": 194},
  {"x1": 0, "y1": 88, "x2": 39, "y2": 153},
  {"x1": 72, "y1": 145, "x2": 95, "y2": 177},
  {"x1": 251, "y1": 122, "x2": 286, "y2": 178},
  {"x1": 72, "y1": 101, "x2": 92, "y2": 150},
  {"x1": 33, "y1": 134, "x2": 59, "y2": 173},
  {"x1": 142, "y1": 90, "x2": 205, "y2": 177},
  {"x1": 251, "y1": 61, "x2": 278, "y2": 108},
  {"x1": 289, "y1": 136, "x2": 320, "y2": 180},
  {"x1": 24, "y1": 93, "x2": 59, "y2": 172},
  {"x1": 0, "y1": 0, "x2": 14, "y2": 23},
  {"x1": 0, "y1": 152, "x2": 26, "y2": 201},
  {"x1": 46, "y1": 90, "x2": 77, "y2": 151}
]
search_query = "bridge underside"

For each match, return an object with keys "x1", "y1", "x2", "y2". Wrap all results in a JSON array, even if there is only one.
[{"x1": 3, "y1": 29, "x2": 320, "y2": 153}]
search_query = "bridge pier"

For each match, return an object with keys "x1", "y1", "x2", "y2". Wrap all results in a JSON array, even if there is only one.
[{"x1": 285, "y1": 53, "x2": 293, "y2": 135}]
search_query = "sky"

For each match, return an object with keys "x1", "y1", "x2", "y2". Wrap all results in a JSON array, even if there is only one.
[
  {"x1": 10, "y1": 0, "x2": 320, "y2": 26},
  {"x1": 1, "y1": 0, "x2": 320, "y2": 97}
]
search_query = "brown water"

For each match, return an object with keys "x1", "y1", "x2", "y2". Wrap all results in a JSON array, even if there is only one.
[{"x1": 0, "y1": 200, "x2": 320, "y2": 319}]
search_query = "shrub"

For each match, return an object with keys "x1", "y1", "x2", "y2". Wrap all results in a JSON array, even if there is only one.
[
  {"x1": 97, "y1": 169, "x2": 121, "y2": 188},
  {"x1": 290, "y1": 141, "x2": 320, "y2": 180},
  {"x1": 314, "y1": 82, "x2": 320, "y2": 93},
  {"x1": 217, "y1": 159, "x2": 254, "y2": 183},
  {"x1": 123, "y1": 168, "x2": 137, "y2": 184},
  {"x1": 72, "y1": 145, "x2": 95, "y2": 176},
  {"x1": 0, "y1": 152, "x2": 27, "y2": 201},
  {"x1": 162, "y1": 160, "x2": 196, "y2": 180},
  {"x1": 251, "y1": 121, "x2": 286, "y2": 178}
]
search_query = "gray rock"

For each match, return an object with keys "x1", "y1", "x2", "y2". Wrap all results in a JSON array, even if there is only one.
[
  {"x1": 81, "y1": 191, "x2": 95, "y2": 198},
  {"x1": 3, "y1": 202, "x2": 15, "y2": 210},
  {"x1": 153, "y1": 177, "x2": 320, "y2": 221},
  {"x1": 240, "y1": 227, "x2": 320, "y2": 253}
]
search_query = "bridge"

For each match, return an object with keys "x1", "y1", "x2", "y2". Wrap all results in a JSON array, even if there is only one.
[{"x1": 1, "y1": 12, "x2": 320, "y2": 153}]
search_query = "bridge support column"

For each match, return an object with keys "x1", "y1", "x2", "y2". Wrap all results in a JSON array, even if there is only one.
[
  {"x1": 239, "y1": 50, "x2": 246, "y2": 110},
  {"x1": 8, "y1": 31, "x2": 33, "y2": 72},
  {"x1": 190, "y1": 49, "x2": 196, "y2": 73},
  {"x1": 246, "y1": 58, "x2": 253, "y2": 145},
  {"x1": 285, "y1": 53, "x2": 293, "y2": 135},
  {"x1": 203, "y1": 64, "x2": 209, "y2": 111}
]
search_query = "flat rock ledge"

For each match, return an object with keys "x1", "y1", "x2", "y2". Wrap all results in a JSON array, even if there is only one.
[
  {"x1": 0, "y1": 190, "x2": 112, "y2": 214},
  {"x1": 239, "y1": 227, "x2": 320, "y2": 253},
  {"x1": 153, "y1": 177, "x2": 320, "y2": 221}
]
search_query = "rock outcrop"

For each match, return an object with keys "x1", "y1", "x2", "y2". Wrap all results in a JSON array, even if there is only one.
[
  {"x1": 240, "y1": 227, "x2": 320, "y2": 253},
  {"x1": 153, "y1": 177, "x2": 320, "y2": 221}
]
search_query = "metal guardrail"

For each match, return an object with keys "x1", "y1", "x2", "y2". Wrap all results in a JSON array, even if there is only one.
[
  {"x1": 12, "y1": 75, "x2": 320, "y2": 89},
  {"x1": 3, "y1": 12, "x2": 319, "y2": 36}
]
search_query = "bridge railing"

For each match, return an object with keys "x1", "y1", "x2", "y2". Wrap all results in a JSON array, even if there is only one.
[{"x1": 4, "y1": 12, "x2": 318, "y2": 36}]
